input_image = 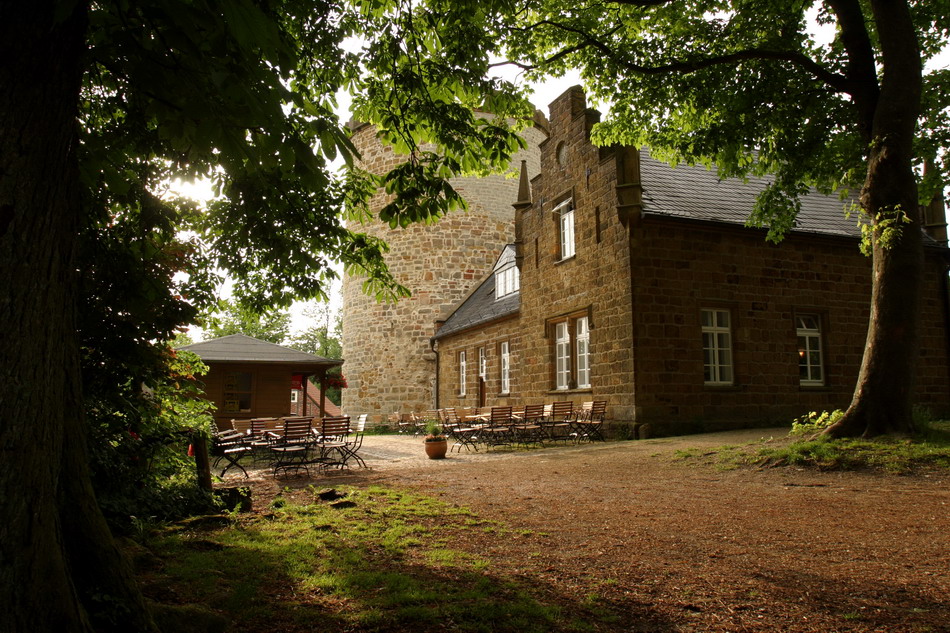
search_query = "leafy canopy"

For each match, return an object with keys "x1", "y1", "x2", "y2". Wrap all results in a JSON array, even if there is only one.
[
  {"x1": 76, "y1": 0, "x2": 535, "y2": 525},
  {"x1": 499, "y1": 0, "x2": 950, "y2": 241}
]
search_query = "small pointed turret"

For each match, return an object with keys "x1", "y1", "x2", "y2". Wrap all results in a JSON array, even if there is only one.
[{"x1": 515, "y1": 159, "x2": 532, "y2": 208}]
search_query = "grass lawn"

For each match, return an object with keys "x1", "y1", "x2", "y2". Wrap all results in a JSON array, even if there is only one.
[{"x1": 140, "y1": 486, "x2": 586, "y2": 633}]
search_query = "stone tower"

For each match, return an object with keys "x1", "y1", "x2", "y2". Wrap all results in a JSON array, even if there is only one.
[{"x1": 342, "y1": 120, "x2": 546, "y2": 421}]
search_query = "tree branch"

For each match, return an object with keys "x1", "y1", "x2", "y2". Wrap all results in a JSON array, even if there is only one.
[
  {"x1": 513, "y1": 17, "x2": 852, "y2": 96},
  {"x1": 825, "y1": 0, "x2": 879, "y2": 140}
]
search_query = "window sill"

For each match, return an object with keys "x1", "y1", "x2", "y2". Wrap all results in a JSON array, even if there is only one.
[
  {"x1": 546, "y1": 388, "x2": 593, "y2": 396},
  {"x1": 555, "y1": 255, "x2": 576, "y2": 265},
  {"x1": 702, "y1": 383, "x2": 741, "y2": 392}
]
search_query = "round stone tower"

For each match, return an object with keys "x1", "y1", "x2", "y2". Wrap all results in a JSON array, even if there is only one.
[{"x1": 342, "y1": 120, "x2": 545, "y2": 421}]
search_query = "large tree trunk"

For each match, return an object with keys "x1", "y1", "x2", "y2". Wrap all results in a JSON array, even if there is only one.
[
  {"x1": 0, "y1": 2, "x2": 157, "y2": 631},
  {"x1": 825, "y1": 0, "x2": 924, "y2": 438}
]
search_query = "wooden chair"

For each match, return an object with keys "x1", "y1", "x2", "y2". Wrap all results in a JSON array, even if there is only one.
[
  {"x1": 268, "y1": 417, "x2": 315, "y2": 476},
  {"x1": 443, "y1": 407, "x2": 479, "y2": 452},
  {"x1": 314, "y1": 416, "x2": 351, "y2": 468},
  {"x1": 210, "y1": 424, "x2": 252, "y2": 478},
  {"x1": 339, "y1": 414, "x2": 368, "y2": 468},
  {"x1": 574, "y1": 401, "x2": 607, "y2": 442},
  {"x1": 482, "y1": 406, "x2": 514, "y2": 448},
  {"x1": 514, "y1": 403, "x2": 547, "y2": 446},
  {"x1": 247, "y1": 417, "x2": 279, "y2": 461},
  {"x1": 545, "y1": 401, "x2": 575, "y2": 443}
]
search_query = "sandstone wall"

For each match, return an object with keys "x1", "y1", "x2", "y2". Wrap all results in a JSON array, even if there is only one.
[
  {"x1": 341, "y1": 122, "x2": 545, "y2": 422},
  {"x1": 627, "y1": 218, "x2": 950, "y2": 430}
]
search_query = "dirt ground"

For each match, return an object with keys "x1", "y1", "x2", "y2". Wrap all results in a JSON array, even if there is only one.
[{"x1": 233, "y1": 430, "x2": 950, "y2": 632}]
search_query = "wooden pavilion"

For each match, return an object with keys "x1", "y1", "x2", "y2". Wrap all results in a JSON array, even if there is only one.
[{"x1": 179, "y1": 334, "x2": 342, "y2": 429}]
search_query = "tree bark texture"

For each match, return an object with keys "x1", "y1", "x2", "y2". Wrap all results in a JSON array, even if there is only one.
[
  {"x1": 0, "y1": 2, "x2": 157, "y2": 630},
  {"x1": 826, "y1": 0, "x2": 924, "y2": 438}
]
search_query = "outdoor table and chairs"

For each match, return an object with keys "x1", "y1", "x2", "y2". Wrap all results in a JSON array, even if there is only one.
[{"x1": 416, "y1": 400, "x2": 609, "y2": 453}]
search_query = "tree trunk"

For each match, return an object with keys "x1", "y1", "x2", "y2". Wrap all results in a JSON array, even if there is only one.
[
  {"x1": 0, "y1": 2, "x2": 157, "y2": 630},
  {"x1": 825, "y1": 0, "x2": 924, "y2": 438}
]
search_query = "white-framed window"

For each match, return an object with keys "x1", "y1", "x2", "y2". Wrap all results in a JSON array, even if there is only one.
[
  {"x1": 796, "y1": 314, "x2": 824, "y2": 386},
  {"x1": 500, "y1": 341, "x2": 510, "y2": 394},
  {"x1": 290, "y1": 390, "x2": 299, "y2": 404},
  {"x1": 554, "y1": 198, "x2": 575, "y2": 260},
  {"x1": 495, "y1": 264, "x2": 520, "y2": 299},
  {"x1": 576, "y1": 316, "x2": 590, "y2": 389},
  {"x1": 550, "y1": 313, "x2": 594, "y2": 391},
  {"x1": 478, "y1": 347, "x2": 486, "y2": 379},
  {"x1": 459, "y1": 351, "x2": 467, "y2": 396},
  {"x1": 701, "y1": 308, "x2": 733, "y2": 385},
  {"x1": 555, "y1": 321, "x2": 572, "y2": 390}
]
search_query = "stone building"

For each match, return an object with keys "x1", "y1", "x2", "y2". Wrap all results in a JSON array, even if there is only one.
[
  {"x1": 341, "y1": 118, "x2": 546, "y2": 421},
  {"x1": 431, "y1": 87, "x2": 950, "y2": 435}
]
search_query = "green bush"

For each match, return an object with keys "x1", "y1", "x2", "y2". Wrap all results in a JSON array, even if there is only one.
[
  {"x1": 789, "y1": 409, "x2": 844, "y2": 436},
  {"x1": 88, "y1": 350, "x2": 220, "y2": 532}
]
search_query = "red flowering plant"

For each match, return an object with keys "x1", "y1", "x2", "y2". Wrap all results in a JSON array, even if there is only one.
[{"x1": 325, "y1": 373, "x2": 347, "y2": 389}]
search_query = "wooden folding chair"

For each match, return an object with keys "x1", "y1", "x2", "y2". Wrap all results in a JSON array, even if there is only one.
[
  {"x1": 515, "y1": 403, "x2": 547, "y2": 446},
  {"x1": 574, "y1": 400, "x2": 607, "y2": 442},
  {"x1": 482, "y1": 406, "x2": 514, "y2": 449},
  {"x1": 545, "y1": 401, "x2": 575, "y2": 443},
  {"x1": 443, "y1": 407, "x2": 479, "y2": 452},
  {"x1": 268, "y1": 417, "x2": 315, "y2": 476},
  {"x1": 210, "y1": 427, "x2": 252, "y2": 478},
  {"x1": 314, "y1": 416, "x2": 351, "y2": 468}
]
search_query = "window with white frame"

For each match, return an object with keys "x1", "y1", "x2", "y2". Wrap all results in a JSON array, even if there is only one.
[
  {"x1": 701, "y1": 308, "x2": 733, "y2": 385},
  {"x1": 554, "y1": 198, "x2": 575, "y2": 260},
  {"x1": 478, "y1": 347, "x2": 486, "y2": 380},
  {"x1": 550, "y1": 314, "x2": 593, "y2": 391},
  {"x1": 500, "y1": 341, "x2": 510, "y2": 394},
  {"x1": 459, "y1": 351, "x2": 467, "y2": 396},
  {"x1": 290, "y1": 390, "x2": 299, "y2": 404},
  {"x1": 796, "y1": 314, "x2": 824, "y2": 386},
  {"x1": 495, "y1": 264, "x2": 520, "y2": 299},
  {"x1": 576, "y1": 316, "x2": 590, "y2": 389},
  {"x1": 555, "y1": 321, "x2": 572, "y2": 390}
]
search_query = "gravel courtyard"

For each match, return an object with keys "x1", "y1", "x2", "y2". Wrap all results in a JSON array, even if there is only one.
[{"x1": 237, "y1": 430, "x2": 950, "y2": 632}]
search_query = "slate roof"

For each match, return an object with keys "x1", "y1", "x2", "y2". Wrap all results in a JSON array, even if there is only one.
[
  {"x1": 638, "y1": 150, "x2": 862, "y2": 238},
  {"x1": 179, "y1": 334, "x2": 342, "y2": 368},
  {"x1": 433, "y1": 250, "x2": 520, "y2": 340}
]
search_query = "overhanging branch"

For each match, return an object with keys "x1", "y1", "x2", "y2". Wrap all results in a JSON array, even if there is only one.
[{"x1": 513, "y1": 17, "x2": 852, "y2": 96}]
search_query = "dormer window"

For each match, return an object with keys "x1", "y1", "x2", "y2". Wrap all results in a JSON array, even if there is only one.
[
  {"x1": 495, "y1": 264, "x2": 520, "y2": 299},
  {"x1": 493, "y1": 244, "x2": 520, "y2": 300}
]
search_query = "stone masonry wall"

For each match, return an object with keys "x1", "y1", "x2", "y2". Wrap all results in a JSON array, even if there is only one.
[
  {"x1": 628, "y1": 218, "x2": 950, "y2": 430},
  {"x1": 434, "y1": 316, "x2": 522, "y2": 410},
  {"x1": 342, "y1": 122, "x2": 545, "y2": 422},
  {"x1": 512, "y1": 87, "x2": 637, "y2": 422}
]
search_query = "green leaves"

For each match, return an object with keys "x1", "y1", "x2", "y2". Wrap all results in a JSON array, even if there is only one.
[{"x1": 501, "y1": 0, "x2": 949, "y2": 239}]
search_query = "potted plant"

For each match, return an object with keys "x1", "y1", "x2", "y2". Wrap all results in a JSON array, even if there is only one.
[{"x1": 423, "y1": 420, "x2": 448, "y2": 459}]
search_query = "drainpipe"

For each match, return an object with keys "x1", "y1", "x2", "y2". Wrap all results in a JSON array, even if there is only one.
[{"x1": 430, "y1": 336, "x2": 440, "y2": 410}]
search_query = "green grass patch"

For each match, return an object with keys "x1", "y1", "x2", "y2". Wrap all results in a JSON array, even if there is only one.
[
  {"x1": 671, "y1": 419, "x2": 950, "y2": 474},
  {"x1": 144, "y1": 485, "x2": 582, "y2": 632}
]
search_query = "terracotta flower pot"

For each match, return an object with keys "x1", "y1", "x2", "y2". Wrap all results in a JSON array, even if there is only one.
[{"x1": 424, "y1": 437, "x2": 448, "y2": 459}]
